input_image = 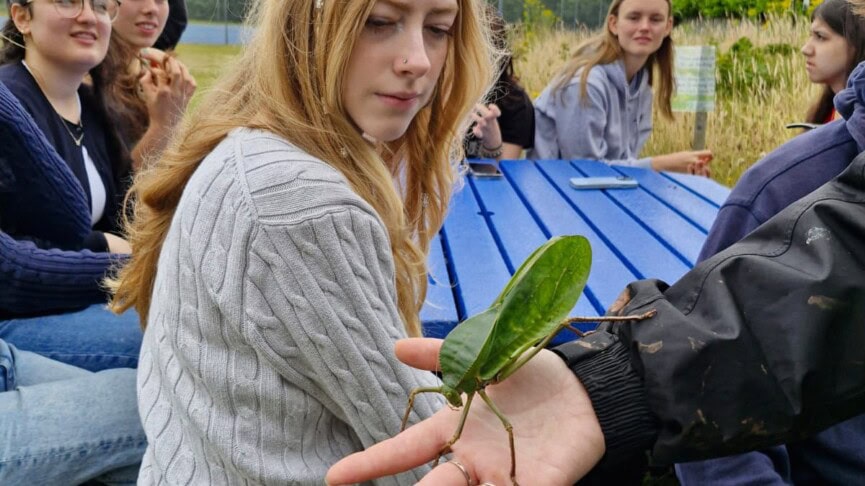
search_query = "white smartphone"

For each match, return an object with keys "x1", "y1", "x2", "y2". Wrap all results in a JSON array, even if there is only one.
[
  {"x1": 569, "y1": 176, "x2": 638, "y2": 190},
  {"x1": 468, "y1": 161, "x2": 503, "y2": 178}
]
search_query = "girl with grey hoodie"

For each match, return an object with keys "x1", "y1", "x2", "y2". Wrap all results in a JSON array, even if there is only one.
[{"x1": 529, "y1": 0, "x2": 713, "y2": 175}]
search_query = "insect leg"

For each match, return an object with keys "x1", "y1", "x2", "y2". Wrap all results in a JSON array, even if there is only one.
[
  {"x1": 477, "y1": 389, "x2": 519, "y2": 486},
  {"x1": 434, "y1": 391, "x2": 476, "y2": 467},
  {"x1": 401, "y1": 386, "x2": 443, "y2": 431}
]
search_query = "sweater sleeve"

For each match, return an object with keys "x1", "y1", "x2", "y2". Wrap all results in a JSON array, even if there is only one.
[
  {"x1": 0, "y1": 230, "x2": 119, "y2": 315},
  {"x1": 243, "y1": 191, "x2": 443, "y2": 484}
]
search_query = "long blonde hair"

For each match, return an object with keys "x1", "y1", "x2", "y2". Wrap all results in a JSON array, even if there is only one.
[
  {"x1": 108, "y1": 0, "x2": 497, "y2": 337},
  {"x1": 554, "y1": 0, "x2": 674, "y2": 119}
]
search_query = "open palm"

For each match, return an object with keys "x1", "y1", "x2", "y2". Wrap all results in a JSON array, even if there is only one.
[{"x1": 326, "y1": 338, "x2": 605, "y2": 486}]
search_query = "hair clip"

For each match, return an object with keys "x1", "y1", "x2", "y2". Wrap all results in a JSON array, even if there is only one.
[{"x1": 315, "y1": 0, "x2": 323, "y2": 9}]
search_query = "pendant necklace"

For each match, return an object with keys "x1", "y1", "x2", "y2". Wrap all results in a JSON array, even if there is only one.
[
  {"x1": 21, "y1": 60, "x2": 84, "y2": 146},
  {"x1": 61, "y1": 116, "x2": 85, "y2": 146}
]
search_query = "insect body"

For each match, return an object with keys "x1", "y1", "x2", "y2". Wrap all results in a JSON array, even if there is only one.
[{"x1": 400, "y1": 236, "x2": 655, "y2": 485}]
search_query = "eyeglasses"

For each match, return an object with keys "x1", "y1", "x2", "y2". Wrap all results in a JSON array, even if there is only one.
[{"x1": 24, "y1": 0, "x2": 122, "y2": 22}]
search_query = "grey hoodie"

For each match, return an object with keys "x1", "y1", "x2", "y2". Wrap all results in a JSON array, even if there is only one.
[{"x1": 528, "y1": 60, "x2": 653, "y2": 168}]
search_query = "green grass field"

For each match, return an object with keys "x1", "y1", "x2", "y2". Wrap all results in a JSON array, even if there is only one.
[{"x1": 175, "y1": 44, "x2": 242, "y2": 109}]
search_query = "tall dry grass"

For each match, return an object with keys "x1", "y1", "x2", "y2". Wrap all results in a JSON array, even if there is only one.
[{"x1": 513, "y1": 16, "x2": 821, "y2": 186}]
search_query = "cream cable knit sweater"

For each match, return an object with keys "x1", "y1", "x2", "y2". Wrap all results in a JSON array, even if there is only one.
[{"x1": 137, "y1": 128, "x2": 443, "y2": 485}]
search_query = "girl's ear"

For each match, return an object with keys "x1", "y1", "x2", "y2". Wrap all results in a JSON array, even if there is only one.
[
  {"x1": 10, "y1": 3, "x2": 32, "y2": 36},
  {"x1": 664, "y1": 16, "x2": 673, "y2": 37},
  {"x1": 608, "y1": 14, "x2": 618, "y2": 36}
]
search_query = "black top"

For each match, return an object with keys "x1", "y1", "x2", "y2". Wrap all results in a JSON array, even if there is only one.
[
  {"x1": 465, "y1": 80, "x2": 535, "y2": 159},
  {"x1": 0, "y1": 62, "x2": 128, "y2": 250}
]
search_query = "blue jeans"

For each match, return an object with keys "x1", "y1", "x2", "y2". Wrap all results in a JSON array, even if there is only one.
[
  {"x1": 0, "y1": 339, "x2": 145, "y2": 485},
  {"x1": 0, "y1": 304, "x2": 142, "y2": 371}
]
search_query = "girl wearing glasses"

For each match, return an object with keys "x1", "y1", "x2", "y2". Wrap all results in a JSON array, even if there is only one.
[
  {"x1": 0, "y1": 0, "x2": 143, "y2": 370},
  {"x1": 102, "y1": 0, "x2": 196, "y2": 170}
]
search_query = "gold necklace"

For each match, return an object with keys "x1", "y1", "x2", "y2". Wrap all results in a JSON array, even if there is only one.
[
  {"x1": 21, "y1": 60, "x2": 84, "y2": 146},
  {"x1": 60, "y1": 115, "x2": 84, "y2": 146}
]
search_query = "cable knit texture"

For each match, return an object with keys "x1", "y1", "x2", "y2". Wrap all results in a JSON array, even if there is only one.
[
  {"x1": 137, "y1": 128, "x2": 443, "y2": 485},
  {"x1": 0, "y1": 81, "x2": 119, "y2": 316}
]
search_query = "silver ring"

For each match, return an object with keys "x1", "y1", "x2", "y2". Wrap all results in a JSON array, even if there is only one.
[{"x1": 447, "y1": 460, "x2": 474, "y2": 486}]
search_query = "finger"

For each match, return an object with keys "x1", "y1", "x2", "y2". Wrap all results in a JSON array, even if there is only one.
[
  {"x1": 139, "y1": 47, "x2": 166, "y2": 67},
  {"x1": 488, "y1": 103, "x2": 501, "y2": 118},
  {"x1": 325, "y1": 414, "x2": 450, "y2": 484},
  {"x1": 394, "y1": 338, "x2": 442, "y2": 371},
  {"x1": 417, "y1": 461, "x2": 476, "y2": 486}
]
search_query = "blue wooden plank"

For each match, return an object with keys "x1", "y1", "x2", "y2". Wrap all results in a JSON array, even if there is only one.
[
  {"x1": 441, "y1": 182, "x2": 512, "y2": 319},
  {"x1": 610, "y1": 164, "x2": 722, "y2": 232},
  {"x1": 473, "y1": 165, "x2": 597, "y2": 344},
  {"x1": 503, "y1": 160, "x2": 639, "y2": 314},
  {"x1": 663, "y1": 172, "x2": 729, "y2": 207},
  {"x1": 420, "y1": 231, "x2": 458, "y2": 338},
  {"x1": 571, "y1": 160, "x2": 708, "y2": 265},
  {"x1": 537, "y1": 160, "x2": 691, "y2": 284}
]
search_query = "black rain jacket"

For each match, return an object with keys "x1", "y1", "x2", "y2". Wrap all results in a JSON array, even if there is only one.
[{"x1": 555, "y1": 151, "x2": 865, "y2": 468}]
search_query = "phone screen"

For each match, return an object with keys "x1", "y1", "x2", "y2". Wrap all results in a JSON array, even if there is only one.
[{"x1": 468, "y1": 162, "x2": 503, "y2": 178}]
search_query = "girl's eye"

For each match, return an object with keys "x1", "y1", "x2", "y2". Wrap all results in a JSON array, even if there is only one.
[
  {"x1": 365, "y1": 17, "x2": 397, "y2": 34},
  {"x1": 425, "y1": 25, "x2": 453, "y2": 39}
]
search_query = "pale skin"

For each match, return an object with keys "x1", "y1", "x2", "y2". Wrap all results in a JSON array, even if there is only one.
[
  {"x1": 609, "y1": 0, "x2": 713, "y2": 176},
  {"x1": 111, "y1": 0, "x2": 196, "y2": 169},
  {"x1": 471, "y1": 103, "x2": 524, "y2": 160},
  {"x1": 11, "y1": 0, "x2": 130, "y2": 254},
  {"x1": 801, "y1": 16, "x2": 854, "y2": 122},
  {"x1": 325, "y1": 338, "x2": 604, "y2": 486},
  {"x1": 129, "y1": 48, "x2": 196, "y2": 169}
]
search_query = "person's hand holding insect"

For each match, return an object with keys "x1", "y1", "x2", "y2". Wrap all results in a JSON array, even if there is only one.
[
  {"x1": 326, "y1": 337, "x2": 605, "y2": 486},
  {"x1": 327, "y1": 237, "x2": 654, "y2": 486},
  {"x1": 138, "y1": 48, "x2": 197, "y2": 131},
  {"x1": 471, "y1": 102, "x2": 504, "y2": 160}
]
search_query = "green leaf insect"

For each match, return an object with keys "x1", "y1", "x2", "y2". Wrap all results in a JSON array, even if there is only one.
[{"x1": 400, "y1": 235, "x2": 656, "y2": 485}]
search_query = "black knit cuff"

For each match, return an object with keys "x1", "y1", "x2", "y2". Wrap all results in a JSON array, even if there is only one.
[
  {"x1": 553, "y1": 333, "x2": 658, "y2": 466},
  {"x1": 83, "y1": 230, "x2": 109, "y2": 253}
]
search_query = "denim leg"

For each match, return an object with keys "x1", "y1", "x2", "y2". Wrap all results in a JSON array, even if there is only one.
[
  {"x1": 0, "y1": 345, "x2": 145, "y2": 485},
  {"x1": 0, "y1": 304, "x2": 143, "y2": 371}
]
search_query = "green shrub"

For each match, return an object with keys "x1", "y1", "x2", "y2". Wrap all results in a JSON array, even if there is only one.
[
  {"x1": 673, "y1": 0, "x2": 818, "y2": 19},
  {"x1": 715, "y1": 37, "x2": 798, "y2": 98}
]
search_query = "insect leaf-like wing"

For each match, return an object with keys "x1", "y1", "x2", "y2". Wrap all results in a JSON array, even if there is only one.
[
  {"x1": 480, "y1": 236, "x2": 591, "y2": 381},
  {"x1": 440, "y1": 305, "x2": 499, "y2": 394}
]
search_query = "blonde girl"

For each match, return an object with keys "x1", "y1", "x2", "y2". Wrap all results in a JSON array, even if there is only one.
[
  {"x1": 109, "y1": 0, "x2": 495, "y2": 482},
  {"x1": 529, "y1": 0, "x2": 713, "y2": 175}
]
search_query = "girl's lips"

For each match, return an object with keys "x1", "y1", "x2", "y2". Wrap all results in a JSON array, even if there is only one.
[
  {"x1": 377, "y1": 93, "x2": 420, "y2": 110},
  {"x1": 71, "y1": 32, "x2": 98, "y2": 44}
]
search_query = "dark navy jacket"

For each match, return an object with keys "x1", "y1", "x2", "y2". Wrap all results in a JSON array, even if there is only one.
[
  {"x1": 0, "y1": 81, "x2": 121, "y2": 318},
  {"x1": 0, "y1": 62, "x2": 128, "y2": 252},
  {"x1": 676, "y1": 62, "x2": 865, "y2": 485}
]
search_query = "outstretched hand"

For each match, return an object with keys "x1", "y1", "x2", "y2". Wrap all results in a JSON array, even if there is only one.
[{"x1": 325, "y1": 338, "x2": 605, "y2": 486}]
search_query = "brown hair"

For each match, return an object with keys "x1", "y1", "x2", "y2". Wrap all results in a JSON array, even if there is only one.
[
  {"x1": 805, "y1": 0, "x2": 865, "y2": 123},
  {"x1": 100, "y1": 35, "x2": 150, "y2": 150},
  {"x1": 553, "y1": 0, "x2": 675, "y2": 119},
  {"x1": 108, "y1": 0, "x2": 497, "y2": 337}
]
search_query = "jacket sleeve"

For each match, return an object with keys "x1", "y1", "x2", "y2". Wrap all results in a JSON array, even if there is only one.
[
  {"x1": 554, "y1": 152, "x2": 865, "y2": 466},
  {"x1": 0, "y1": 231, "x2": 121, "y2": 315},
  {"x1": 696, "y1": 204, "x2": 762, "y2": 262}
]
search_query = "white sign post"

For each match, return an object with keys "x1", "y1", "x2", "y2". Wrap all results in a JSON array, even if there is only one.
[{"x1": 672, "y1": 46, "x2": 716, "y2": 151}]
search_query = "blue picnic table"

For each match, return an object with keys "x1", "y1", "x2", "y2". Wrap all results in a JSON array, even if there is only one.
[{"x1": 420, "y1": 158, "x2": 731, "y2": 344}]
